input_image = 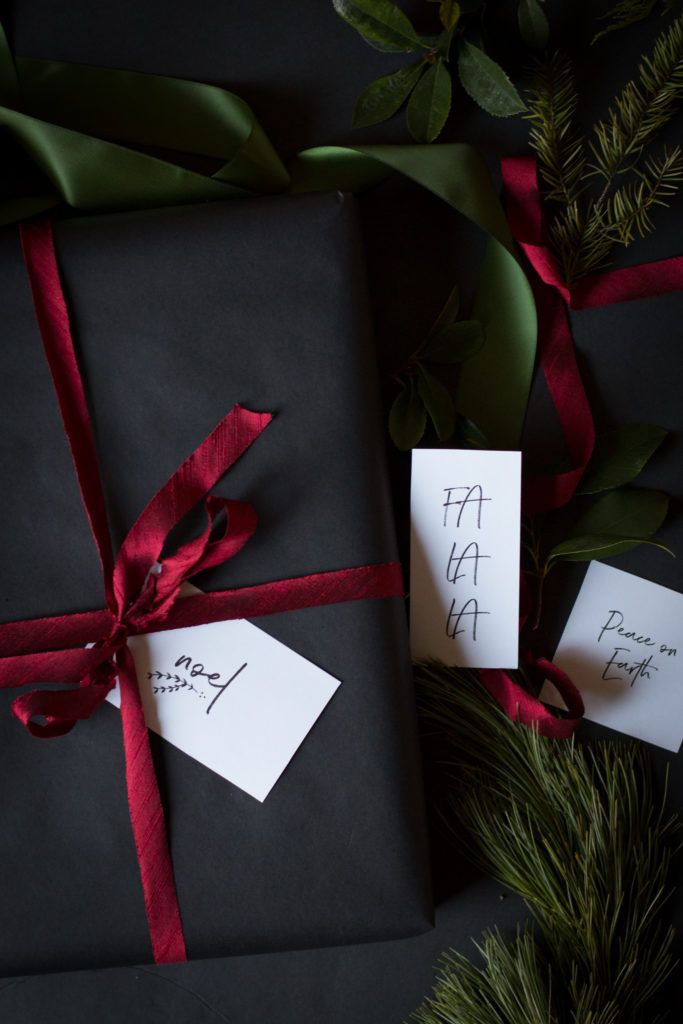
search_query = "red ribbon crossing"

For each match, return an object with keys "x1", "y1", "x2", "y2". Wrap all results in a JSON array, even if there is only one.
[{"x1": 502, "y1": 155, "x2": 683, "y2": 515}]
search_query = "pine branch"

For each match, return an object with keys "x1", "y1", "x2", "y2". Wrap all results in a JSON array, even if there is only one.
[
  {"x1": 589, "y1": 15, "x2": 683, "y2": 182},
  {"x1": 593, "y1": 0, "x2": 681, "y2": 45},
  {"x1": 412, "y1": 928, "x2": 556, "y2": 1024},
  {"x1": 526, "y1": 52, "x2": 587, "y2": 207},
  {"x1": 415, "y1": 663, "x2": 681, "y2": 1024}
]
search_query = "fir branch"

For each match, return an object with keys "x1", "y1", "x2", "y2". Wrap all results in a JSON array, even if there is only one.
[
  {"x1": 526, "y1": 52, "x2": 587, "y2": 207},
  {"x1": 560, "y1": 145, "x2": 683, "y2": 275},
  {"x1": 525, "y1": 18, "x2": 683, "y2": 282},
  {"x1": 415, "y1": 663, "x2": 681, "y2": 1024},
  {"x1": 589, "y1": 16, "x2": 683, "y2": 182},
  {"x1": 601, "y1": 145, "x2": 683, "y2": 244},
  {"x1": 593, "y1": 0, "x2": 681, "y2": 45}
]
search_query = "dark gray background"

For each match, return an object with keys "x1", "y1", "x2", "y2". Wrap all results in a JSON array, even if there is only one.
[{"x1": 2, "y1": 0, "x2": 683, "y2": 1019}]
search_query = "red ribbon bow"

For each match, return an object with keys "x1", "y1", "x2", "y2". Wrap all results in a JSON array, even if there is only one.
[{"x1": 0, "y1": 219, "x2": 405, "y2": 963}]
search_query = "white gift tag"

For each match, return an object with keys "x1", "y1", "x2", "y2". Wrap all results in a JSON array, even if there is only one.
[
  {"x1": 107, "y1": 612, "x2": 340, "y2": 801},
  {"x1": 410, "y1": 448, "x2": 521, "y2": 669},
  {"x1": 543, "y1": 561, "x2": 683, "y2": 751}
]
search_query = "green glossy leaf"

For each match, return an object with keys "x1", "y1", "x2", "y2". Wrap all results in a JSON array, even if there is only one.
[
  {"x1": 353, "y1": 62, "x2": 425, "y2": 128},
  {"x1": 423, "y1": 320, "x2": 484, "y2": 362},
  {"x1": 389, "y1": 378, "x2": 427, "y2": 449},
  {"x1": 417, "y1": 364, "x2": 456, "y2": 439},
  {"x1": 406, "y1": 58, "x2": 452, "y2": 142},
  {"x1": 439, "y1": 0, "x2": 461, "y2": 31},
  {"x1": 332, "y1": 0, "x2": 425, "y2": 53},
  {"x1": 549, "y1": 533, "x2": 673, "y2": 563},
  {"x1": 518, "y1": 0, "x2": 549, "y2": 50},
  {"x1": 577, "y1": 423, "x2": 668, "y2": 494},
  {"x1": 457, "y1": 41, "x2": 526, "y2": 117},
  {"x1": 549, "y1": 487, "x2": 670, "y2": 563}
]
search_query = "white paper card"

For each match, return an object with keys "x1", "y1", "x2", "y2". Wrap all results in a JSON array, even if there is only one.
[
  {"x1": 107, "y1": 616, "x2": 341, "y2": 801},
  {"x1": 410, "y1": 448, "x2": 521, "y2": 669},
  {"x1": 544, "y1": 561, "x2": 683, "y2": 752}
]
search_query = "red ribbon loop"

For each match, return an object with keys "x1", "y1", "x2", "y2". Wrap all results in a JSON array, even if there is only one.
[{"x1": 479, "y1": 657, "x2": 584, "y2": 741}]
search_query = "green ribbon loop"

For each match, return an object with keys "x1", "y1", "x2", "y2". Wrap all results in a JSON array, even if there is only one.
[{"x1": 0, "y1": 44, "x2": 536, "y2": 448}]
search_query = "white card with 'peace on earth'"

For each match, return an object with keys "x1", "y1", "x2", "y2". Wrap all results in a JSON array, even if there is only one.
[
  {"x1": 410, "y1": 448, "x2": 521, "y2": 669},
  {"x1": 543, "y1": 561, "x2": 683, "y2": 752},
  {"x1": 107, "y1": 614, "x2": 341, "y2": 801}
]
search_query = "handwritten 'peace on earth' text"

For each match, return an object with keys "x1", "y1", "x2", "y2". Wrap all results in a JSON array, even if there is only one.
[{"x1": 597, "y1": 609, "x2": 677, "y2": 687}]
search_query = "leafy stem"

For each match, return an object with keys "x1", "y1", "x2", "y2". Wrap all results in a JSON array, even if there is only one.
[{"x1": 333, "y1": 0, "x2": 532, "y2": 141}]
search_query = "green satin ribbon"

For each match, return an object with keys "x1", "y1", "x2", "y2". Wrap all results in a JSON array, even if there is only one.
[{"x1": 1, "y1": 36, "x2": 535, "y2": 448}]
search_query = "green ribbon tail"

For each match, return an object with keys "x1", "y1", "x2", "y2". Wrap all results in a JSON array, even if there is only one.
[
  {"x1": 0, "y1": 57, "x2": 289, "y2": 222},
  {"x1": 290, "y1": 146, "x2": 536, "y2": 449}
]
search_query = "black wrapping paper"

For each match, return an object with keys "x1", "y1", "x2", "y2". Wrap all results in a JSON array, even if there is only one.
[{"x1": 0, "y1": 191, "x2": 432, "y2": 976}]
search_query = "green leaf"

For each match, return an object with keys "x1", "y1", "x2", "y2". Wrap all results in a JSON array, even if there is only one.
[
  {"x1": 423, "y1": 320, "x2": 484, "y2": 362},
  {"x1": 518, "y1": 0, "x2": 549, "y2": 50},
  {"x1": 332, "y1": 0, "x2": 426, "y2": 53},
  {"x1": 549, "y1": 487, "x2": 670, "y2": 563},
  {"x1": 439, "y1": 0, "x2": 461, "y2": 31},
  {"x1": 457, "y1": 41, "x2": 526, "y2": 117},
  {"x1": 353, "y1": 62, "x2": 425, "y2": 128},
  {"x1": 577, "y1": 423, "x2": 668, "y2": 494},
  {"x1": 406, "y1": 58, "x2": 452, "y2": 142},
  {"x1": 388, "y1": 378, "x2": 427, "y2": 449},
  {"x1": 548, "y1": 533, "x2": 673, "y2": 563},
  {"x1": 417, "y1": 364, "x2": 456, "y2": 439},
  {"x1": 454, "y1": 413, "x2": 488, "y2": 448},
  {"x1": 429, "y1": 284, "x2": 460, "y2": 336}
]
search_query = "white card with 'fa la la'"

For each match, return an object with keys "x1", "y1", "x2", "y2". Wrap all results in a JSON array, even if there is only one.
[
  {"x1": 543, "y1": 561, "x2": 683, "y2": 751},
  {"x1": 410, "y1": 448, "x2": 521, "y2": 669},
  {"x1": 107, "y1": 614, "x2": 341, "y2": 801}
]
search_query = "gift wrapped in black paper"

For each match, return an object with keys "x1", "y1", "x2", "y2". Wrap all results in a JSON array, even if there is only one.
[{"x1": 0, "y1": 191, "x2": 432, "y2": 976}]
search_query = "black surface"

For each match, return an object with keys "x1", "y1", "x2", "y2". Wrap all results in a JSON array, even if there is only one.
[
  {"x1": 2, "y1": 0, "x2": 683, "y2": 1019},
  {"x1": 0, "y1": 193, "x2": 431, "y2": 975}
]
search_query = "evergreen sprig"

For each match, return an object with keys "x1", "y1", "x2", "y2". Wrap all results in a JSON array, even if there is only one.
[
  {"x1": 527, "y1": 17, "x2": 683, "y2": 283},
  {"x1": 593, "y1": 0, "x2": 681, "y2": 44},
  {"x1": 412, "y1": 663, "x2": 681, "y2": 1024},
  {"x1": 413, "y1": 928, "x2": 556, "y2": 1024},
  {"x1": 526, "y1": 51, "x2": 586, "y2": 206}
]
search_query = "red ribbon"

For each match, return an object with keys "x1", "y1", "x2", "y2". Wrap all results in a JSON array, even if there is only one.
[
  {"x1": 502, "y1": 155, "x2": 683, "y2": 515},
  {"x1": 0, "y1": 219, "x2": 405, "y2": 964},
  {"x1": 479, "y1": 658, "x2": 584, "y2": 741}
]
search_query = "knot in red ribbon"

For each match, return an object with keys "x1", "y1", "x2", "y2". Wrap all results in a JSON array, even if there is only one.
[{"x1": 11, "y1": 429, "x2": 266, "y2": 739}]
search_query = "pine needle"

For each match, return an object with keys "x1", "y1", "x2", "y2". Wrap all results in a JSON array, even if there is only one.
[{"x1": 413, "y1": 662, "x2": 681, "y2": 1024}]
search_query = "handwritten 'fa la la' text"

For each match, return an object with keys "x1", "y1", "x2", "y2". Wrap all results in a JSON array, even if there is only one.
[
  {"x1": 174, "y1": 655, "x2": 248, "y2": 715},
  {"x1": 442, "y1": 484, "x2": 492, "y2": 644},
  {"x1": 598, "y1": 610, "x2": 677, "y2": 657}
]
